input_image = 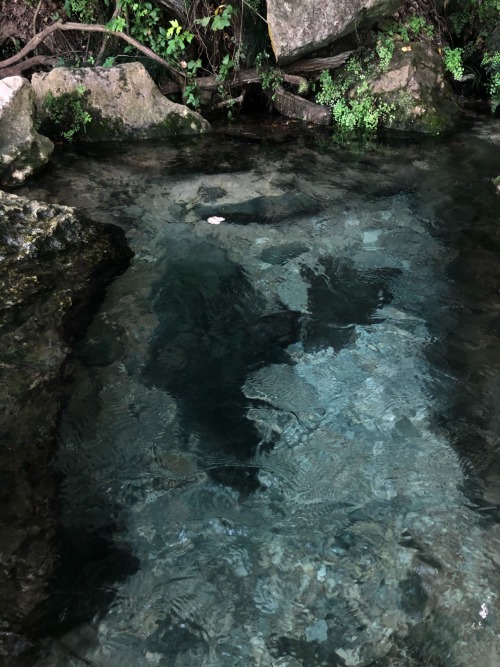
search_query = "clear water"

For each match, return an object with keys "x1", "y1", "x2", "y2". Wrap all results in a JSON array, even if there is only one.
[{"x1": 18, "y1": 116, "x2": 500, "y2": 666}]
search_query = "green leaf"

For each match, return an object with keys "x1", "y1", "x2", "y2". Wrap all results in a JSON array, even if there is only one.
[{"x1": 196, "y1": 16, "x2": 211, "y2": 27}]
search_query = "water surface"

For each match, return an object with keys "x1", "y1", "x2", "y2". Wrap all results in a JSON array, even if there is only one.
[{"x1": 16, "y1": 116, "x2": 500, "y2": 666}]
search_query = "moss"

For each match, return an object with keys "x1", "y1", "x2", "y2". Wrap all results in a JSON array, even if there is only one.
[
  {"x1": 41, "y1": 87, "x2": 208, "y2": 142},
  {"x1": 153, "y1": 113, "x2": 208, "y2": 137},
  {"x1": 40, "y1": 89, "x2": 92, "y2": 142}
]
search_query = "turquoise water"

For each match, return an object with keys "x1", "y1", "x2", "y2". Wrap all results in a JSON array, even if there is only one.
[{"x1": 17, "y1": 116, "x2": 500, "y2": 666}]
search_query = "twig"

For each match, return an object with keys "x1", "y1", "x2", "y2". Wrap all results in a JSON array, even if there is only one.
[
  {"x1": 0, "y1": 20, "x2": 185, "y2": 86},
  {"x1": 32, "y1": 0, "x2": 43, "y2": 37},
  {"x1": 213, "y1": 91, "x2": 245, "y2": 109},
  {"x1": 95, "y1": 0, "x2": 121, "y2": 65},
  {"x1": 242, "y1": 0, "x2": 268, "y2": 24}
]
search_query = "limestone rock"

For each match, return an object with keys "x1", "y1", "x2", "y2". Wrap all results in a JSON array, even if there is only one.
[
  {"x1": 267, "y1": 0, "x2": 403, "y2": 64},
  {"x1": 0, "y1": 76, "x2": 54, "y2": 187},
  {"x1": 32, "y1": 62, "x2": 210, "y2": 142},
  {"x1": 0, "y1": 189, "x2": 132, "y2": 656},
  {"x1": 368, "y1": 42, "x2": 460, "y2": 134}
]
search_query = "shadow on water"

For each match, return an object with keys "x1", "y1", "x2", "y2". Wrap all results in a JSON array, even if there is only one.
[
  {"x1": 142, "y1": 238, "x2": 400, "y2": 492},
  {"x1": 431, "y1": 233, "x2": 500, "y2": 517},
  {"x1": 28, "y1": 529, "x2": 139, "y2": 645},
  {"x1": 143, "y1": 236, "x2": 302, "y2": 492},
  {"x1": 301, "y1": 258, "x2": 401, "y2": 351},
  {"x1": 422, "y1": 150, "x2": 500, "y2": 521}
]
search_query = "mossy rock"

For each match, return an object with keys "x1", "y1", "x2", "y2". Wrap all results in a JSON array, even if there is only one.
[
  {"x1": 32, "y1": 62, "x2": 210, "y2": 142},
  {"x1": 368, "y1": 42, "x2": 460, "y2": 135}
]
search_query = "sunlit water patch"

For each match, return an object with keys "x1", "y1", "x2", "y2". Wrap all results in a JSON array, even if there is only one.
[{"x1": 13, "y1": 118, "x2": 500, "y2": 667}]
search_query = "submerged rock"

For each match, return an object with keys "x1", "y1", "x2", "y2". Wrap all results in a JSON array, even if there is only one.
[
  {"x1": 267, "y1": 0, "x2": 403, "y2": 64},
  {"x1": 31, "y1": 62, "x2": 210, "y2": 142},
  {"x1": 0, "y1": 76, "x2": 54, "y2": 187},
  {"x1": 0, "y1": 190, "x2": 132, "y2": 657},
  {"x1": 368, "y1": 42, "x2": 460, "y2": 134}
]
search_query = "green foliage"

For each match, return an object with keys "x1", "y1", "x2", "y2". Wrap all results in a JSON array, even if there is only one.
[
  {"x1": 195, "y1": 4, "x2": 234, "y2": 30},
  {"x1": 443, "y1": 47, "x2": 464, "y2": 80},
  {"x1": 212, "y1": 5, "x2": 235, "y2": 31},
  {"x1": 183, "y1": 82, "x2": 200, "y2": 108},
  {"x1": 445, "y1": 0, "x2": 500, "y2": 109},
  {"x1": 483, "y1": 51, "x2": 500, "y2": 110},
  {"x1": 376, "y1": 35, "x2": 395, "y2": 72},
  {"x1": 255, "y1": 52, "x2": 283, "y2": 99},
  {"x1": 64, "y1": 0, "x2": 98, "y2": 22},
  {"x1": 217, "y1": 54, "x2": 234, "y2": 81},
  {"x1": 317, "y1": 52, "x2": 397, "y2": 133},
  {"x1": 316, "y1": 60, "x2": 395, "y2": 136},
  {"x1": 164, "y1": 19, "x2": 195, "y2": 58},
  {"x1": 44, "y1": 85, "x2": 92, "y2": 141},
  {"x1": 297, "y1": 79, "x2": 309, "y2": 95},
  {"x1": 103, "y1": 1, "x2": 238, "y2": 108},
  {"x1": 384, "y1": 16, "x2": 434, "y2": 44},
  {"x1": 407, "y1": 16, "x2": 434, "y2": 39}
]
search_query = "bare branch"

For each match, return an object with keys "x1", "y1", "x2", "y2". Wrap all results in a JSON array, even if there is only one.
[
  {"x1": 0, "y1": 21, "x2": 185, "y2": 86},
  {"x1": 0, "y1": 54, "x2": 59, "y2": 77},
  {"x1": 0, "y1": 21, "x2": 64, "y2": 69},
  {"x1": 32, "y1": 0, "x2": 43, "y2": 37}
]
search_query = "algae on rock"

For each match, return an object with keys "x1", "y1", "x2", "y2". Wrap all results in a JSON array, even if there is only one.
[{"x1": 32, "y1": 62, "x2": 210, "y2": 142}]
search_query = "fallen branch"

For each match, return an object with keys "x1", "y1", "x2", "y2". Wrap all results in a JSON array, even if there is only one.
[
  {"x1": 271, "y1": 86, "x2": 331, "y2": 126},
  {"x1": 160, "y1": 70, "x2": 308, "y2": 95},
  {"x1": 285, "y1": 53, "x2": 353, "y2": 74},
  {"x1": 0, "y1": 54, "x2": 59, "y2": 77},
  {"x1": 0, "y1": 20, "x2": 185, "y2": 86},
  {"x1": 212, "y1": 91, "x2": 245, "y2": 110},
  {"x1": 159, "y1": 53, "x2": 352, "y2": 96}
]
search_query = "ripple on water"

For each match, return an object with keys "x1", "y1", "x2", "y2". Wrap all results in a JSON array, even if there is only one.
[{"x1": 20, "y1": 125, "x2": 500, "y2": 667}]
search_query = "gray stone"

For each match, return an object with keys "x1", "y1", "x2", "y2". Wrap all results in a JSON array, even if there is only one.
[
  {"x1": 267, "y1": 0, "x2": 404, "y2": 64},
  {"x1": 368, "y1": 42, "x2": 460, "y2": 134},
  {"x1": 31, "y1": 62, "x2": 210, "y2": 142},
  {"x1": 0, "y1": 76, "x2": 54, "y2": 187}
]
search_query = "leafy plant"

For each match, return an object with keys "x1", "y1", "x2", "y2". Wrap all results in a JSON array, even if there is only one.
[
  {"x1": 196, "y1": 4, "x2": 235, "y2": 31},
  {"x1": 407, "y1": 16, "x2": 434, "y2": 39},
  {"x1": 316, "y1": 52, "x2": 395, "y2": 136},
  {"x1": 64, "y1": 0, "x2": 98, "y2": 22},
  {"x1": 183, "y1": 82, "x2": 200, "y2": 108},
  {"x1": 444, "y1": 0, "x2": 500, "y2": 109},
  {"x1": 376, "y1": 35, "x2": 395, "y2": 72},
  {"x1": 255, "y1": 52, "x2": 283, "y2": 99},
  {"x1": 443, "y1": 47, "x2": 464, "y2": 80},
  {"x1": 44, "y1": 85, "x2": 92, "y2": 141},
  {"x1": 483, "y1": 51, "x2": 500, "y2": 110},
  {"x1": 217, "y1": 54, "x2": 234, "y2": 81}
]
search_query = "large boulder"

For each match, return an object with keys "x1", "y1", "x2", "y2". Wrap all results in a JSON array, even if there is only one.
[
  {"x1": 31, "y1": 62, "x2": 210, "y2": 142},
  {"x1": 368, "y1": 41, "x2": 460, "y2": 134},
  {"x1": 267, "y1": 0, "x2": 403, "y2": 64},
  {"x1": 0, "y1": 190, "x2": 132, "y2": 658},
  {"x1": 0, "y1": 76, "x2": 54, "y2": 187}
]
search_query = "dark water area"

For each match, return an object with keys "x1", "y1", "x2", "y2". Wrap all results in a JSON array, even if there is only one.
[{"x1": 4, "y1": 114, "x2": 500, "y2": 666}]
